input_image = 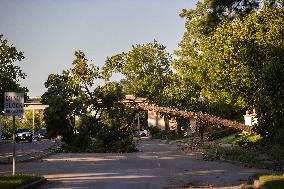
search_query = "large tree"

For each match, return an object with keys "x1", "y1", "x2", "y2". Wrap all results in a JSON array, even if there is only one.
[
  {"x1": 177, "y1": 0, "x2": 261, "y2": 64},
  {"x1": 0, "y1": 34, "x2": 27, "y2": 113},
  {"x1": 162, "y1": 74, "x2": 200, "y2": 110},
  {"x1": 42, "y1": 73, "x2": 75, "y2": 139},
  {"x1": 178, "y1": 0, "x2": 281, "y2": 37},
  {"x1": 102, "y1": 41, "x2": 204, "y2": 133},
  {"x1": 42, "y1": 51, "x2": 137, "y2": 152},
  {"x1": 102, "y1": 41, "x2": 173, "y2": 105},
  {"x1": 176, "y1": 2, "x2": 284, "y2": 140},
  {"x1": 42, "y1": 51, "x2": 103, "y2": 139}
]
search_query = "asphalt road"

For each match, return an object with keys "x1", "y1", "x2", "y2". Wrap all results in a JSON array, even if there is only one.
[
  {"x1": 0, "y1": 139, "x2": 269, "y2": 189},
  {"x1": 0, "y1": 139, "x2": 55, "y2": 162}
]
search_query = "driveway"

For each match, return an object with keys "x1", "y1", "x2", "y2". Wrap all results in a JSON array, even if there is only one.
[{"x1": 0, "y1": 139, "x2": 269, "y2": 189}]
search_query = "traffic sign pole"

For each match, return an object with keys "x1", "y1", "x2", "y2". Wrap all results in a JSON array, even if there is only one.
[
  {"x1": 12, "y1": 115, "x2": 16, "y2": 175},
  {"x1": 4, "y1": 92, "x2": 24, "y2": 176},
  {"x1": 32, "y1": 109, "x2": 35, "y2": 137}
]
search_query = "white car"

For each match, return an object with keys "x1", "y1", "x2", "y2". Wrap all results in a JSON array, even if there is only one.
[
  {"x1": 16, "y1": 128, "x2": 33, "y2": 143},
  {"x1": 138, "y1": 130, "x2": 148, "y2": 137}
]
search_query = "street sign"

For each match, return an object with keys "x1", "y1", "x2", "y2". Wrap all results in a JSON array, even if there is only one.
[
  {"x1": 4, "y1": 92, "x2": 24, "y2": 116},
  {"x1": 4, "y1": 92, "x2": 24, "y2": 175}
]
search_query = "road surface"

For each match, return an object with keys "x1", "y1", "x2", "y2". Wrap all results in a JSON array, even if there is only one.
[
  {"x1": 0, "y1": 139, "x2": 55, "y2": 163},
  {"x1": 0, "y1": 139, "x2": 269, "y2": 189}
]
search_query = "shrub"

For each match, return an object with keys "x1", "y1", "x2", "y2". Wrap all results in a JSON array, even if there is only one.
[
  {"x1": 234, "y1": 134, "x2": 261, "y2": 148},
  {"x1": 148, "y1": 126, "x2": 163, "y2": 138},
  {"x1": 257, "y1": 174, "x2": 284, "y2": 189},
  {"x1": 148, "y1": 126, "x2": 184, "y2": 140},
  {"x1": 63, "y1": 122, "x2": 138, "y2": 153},
  {"x1": 207, "y1": 126, "x2": 239, "y2": 141},
  {"x1": 161, "y1": 130, "x2": 181, "y2": 140}
]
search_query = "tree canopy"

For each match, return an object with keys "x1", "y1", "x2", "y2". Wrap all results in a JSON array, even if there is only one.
[
  {"x1": 0, "y1": 34, "x2": 27, "y2": 113},
  {"x1": 42, "y1": 0, "x2": 284, "y2": 146},
  {"x1": 176, "y1": 2, "x2": 284, "y2": 140},
  {"x1": 102, "y1": 41, "x2": 173, "y2": 104},
  {"x1": 42, "y1": 51, "x2": 137, "y2": 152}
]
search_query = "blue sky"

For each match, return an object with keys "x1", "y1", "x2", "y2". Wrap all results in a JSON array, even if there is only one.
[{"x1": 0, "y1": 0, "x2": 198, "y2": 96}]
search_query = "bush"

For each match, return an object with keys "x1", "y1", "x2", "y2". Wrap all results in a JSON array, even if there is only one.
[
  {"x1": 207, "y1": 126, "x2": 239, "y2": 141},
  {"x1": 148, "y1": 126, "x2": 184, "y2": 140},
  {"x1": 234, "y1": 134, "x2": 261, "y2": 148},
  {"x1": 204, "y1": 144, "x2": 258, "y2": 164},
  {"x1": 161, "y1": 130, "x2": 181, "y2": 140},
  {"x1": 88, "y1": 125, "x2": 138, "y2": 153},
  {"x1": 148, "y1": 126, "x2": 162, "y2": 138},
  {"x1": 63, "y1": 122, "x2": 138, "y2": 153},
  {"x1": 255, "y1": 140, "x2": 284, "y2": 163},
  {"x1": 257, "y1": 174, "x2": 284, "y2": 189},
  {"x1": 205, "y1": 134, "x2": 284, "y2": 170}
]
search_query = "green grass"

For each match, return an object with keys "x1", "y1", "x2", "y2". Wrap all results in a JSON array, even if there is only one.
[
  {"x1": 204, "y1": 144, "x2": 259, "y2": 164},
  {"x1": 0, "y1": 173, "x2": 43, "y2": 189},
  {"x1": 215, "y1": 134, "x2": 238, "y2": 144},
  {"x1": 258, "y1": 174, "x2": 284, "y2": 189},
  {"x1": 215, "y1": 133, "x2": 262, "y2": 146},
  {"x1": 168, "y1": 137, "x2": 189, "y2": 144}
]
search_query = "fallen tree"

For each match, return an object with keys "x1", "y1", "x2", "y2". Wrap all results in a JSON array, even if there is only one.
[{"x1": 138, "y1": 104, "x2": 252, "y2": 133}]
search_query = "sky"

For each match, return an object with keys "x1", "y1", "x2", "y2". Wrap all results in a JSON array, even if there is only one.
[{"x1": 0, "y1": 0, "x2": 198, "y2": 96}]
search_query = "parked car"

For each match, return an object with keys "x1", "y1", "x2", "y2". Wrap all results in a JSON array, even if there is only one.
[
  {"x1": 1, "y1": 132, "x2": 12, "y2": 140},
  {"x1": 15, "y1": 128, "x2": 33, "y2": 143},
  {"x1": 34, "y1": 127, "x2": 48, "y2": 140}
]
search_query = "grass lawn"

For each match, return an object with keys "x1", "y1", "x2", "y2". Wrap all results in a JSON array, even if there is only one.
[
  {"x1": 215, "y1": 134, "x2": 238, "y2": 144},
  {"x1": 258, "y1": 174, "x2": 284, "y2": 189},
  {"x1": 0, "y1": 173, "x2": 43, "y2": 189}
]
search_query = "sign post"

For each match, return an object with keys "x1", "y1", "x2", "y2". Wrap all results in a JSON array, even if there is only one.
[
  {"x1": 4, "y1": 92, "x2": 24, "y2": 175},
  {"x1": 12, "y1": 115, "x2": 16, "y2": 175}
]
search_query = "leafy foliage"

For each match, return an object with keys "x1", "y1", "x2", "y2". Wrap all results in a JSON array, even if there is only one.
[
  {"x1": 258, "y1": 174, "x2": 284, "y2": 189},
  {"x1": 204, "y1": 133, "x2": 283, "y2": 169},
  {"x1": 42, "y1": 73, "x2": 74, "y2": 140},
  {"x1": 162, "y1": 74, "x2": 200, "y2": 109},
  {"x1": 179, "y1": 0, "x2": 260, "y2": 38},
  {"x1": 103, "y1": 40, "x2": 172, "y2": 104},
  {"x1": 207, "y1": 126, "x2": 239, "y2": 141},
  {"x1": 234, "y1": 134, "x2": 262, "y2": 147},
  {"x1": 42, "y1": 51, "x2": 137, "y2": 152},
  {"x1": 63, "y1": 117, "x2": 137, "y2": 153},
  {"x1": 22, "y1": 110, "x2": 45, "y2": 131},
  {"x1": 102, "y1": 41, "x2": 200, "y2": 134},
  {"x1": 176, "y1": 2, "x2": 284, "y2": 141},
  {"x1": 0, "y1": 34, "x2": 27, "y2": 113}
]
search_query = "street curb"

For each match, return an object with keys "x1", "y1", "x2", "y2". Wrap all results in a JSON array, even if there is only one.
[{"x1": 16, "y1": 178, "x2": 46, "y2": 189}]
